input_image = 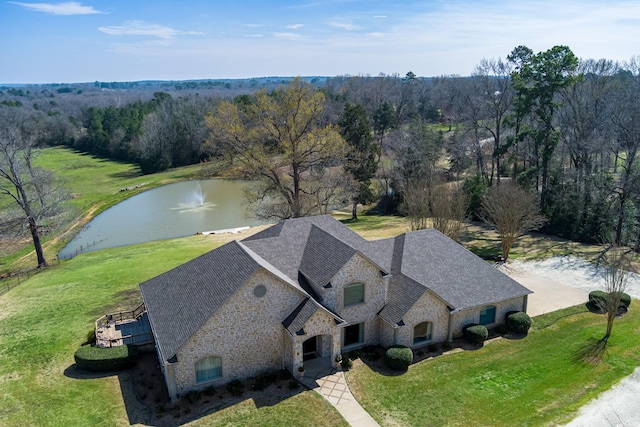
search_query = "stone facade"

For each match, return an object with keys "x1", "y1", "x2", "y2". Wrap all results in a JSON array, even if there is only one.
[
  {"x1": 171, "y1": 269, "x2": 303, "y2": 395},
  {"x1": 328, "y1": 253, "x2": 388, "y2": 349},
  {"x1": 289, "y1": 309, "x2": 342, "y2": 371},
  {"x1": 394, "y1": 290, "x2": 451, "y2": 348},
  {"x1": 450, "y1": 296, "x2": 527, "y2": 339}
]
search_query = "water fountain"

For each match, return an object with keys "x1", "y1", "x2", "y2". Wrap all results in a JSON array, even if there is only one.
[{"x1": 172, "y1": 181, "x2": 217, "y2": 213}]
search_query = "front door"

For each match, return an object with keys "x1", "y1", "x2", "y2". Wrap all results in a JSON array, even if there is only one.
[{"x1": 302, "y1": 336, "x2": 318, "y2": 361}]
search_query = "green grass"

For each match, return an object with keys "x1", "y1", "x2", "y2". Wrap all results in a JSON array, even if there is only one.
[
  {"x1": 347, "y1": 306, "x2": 640, "y2": 426},
  {"x1": 188, "y1": 391, "x2": 348, "y2": 427},
  {"x1": 0, "y1": 236, "x2": 214, "y2": 426},
  {"x1": 0, "y1": 231, "x2": 346, "y2": 426},
  {"x1": 1, "y1": 147, "x2": 206, "y2": 269}
]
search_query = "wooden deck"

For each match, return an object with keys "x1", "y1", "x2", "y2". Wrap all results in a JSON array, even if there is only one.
[{"x1": 95, "y1": 305, "x2": 153, "y2": 347}]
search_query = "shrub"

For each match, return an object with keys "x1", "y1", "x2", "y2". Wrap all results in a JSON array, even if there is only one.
[
  {"x1": 226, "y1": 379, "x2": 244, "y2": 396},
  {"x1": 589, "y1": 290, "x2": 608, "y2": 308},
  {"x1": 86, "y1": 329, "x2": 96, "y2": 345},
  {"x1": 463, "y1": 324, "x2": 489, "y2": 345},
  {"x1": 74, "y1": 344, "x2": 138, "y2": 372},
  {"x1": 341, "y1": 356, "x2": 353, "y2": 370},
  {"x1": 185, "y1": 390, "x2": 201, "y2": 404},
  {"x1": 383, "y1": 345, "x2": 413, "y2": 371},
  {"x1": 505, "y1": 311, "x2": 532, "y2": 335},
  {"x1": 612, "y1": 292, "x2": 632, "y2": 308}
]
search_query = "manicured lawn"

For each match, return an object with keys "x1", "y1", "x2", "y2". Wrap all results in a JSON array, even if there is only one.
[
  {"x1": 347, "y1": 305, "x2": 640, "y2": 426},
  {"x1": 2, "y1": 147, "x2": 206, "y2": 269},
  {"x1": 0, "y1": 230, "x2": 346, "y2": 426}
]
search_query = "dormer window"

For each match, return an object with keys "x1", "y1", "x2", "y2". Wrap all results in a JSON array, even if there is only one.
[{"x1": 344, "y1": 283, "x2": 364, "y2": 306}]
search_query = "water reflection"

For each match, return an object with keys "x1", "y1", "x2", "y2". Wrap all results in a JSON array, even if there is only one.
[{"x1": 59, "y1": 180, "x2": 262, "y2": 259}]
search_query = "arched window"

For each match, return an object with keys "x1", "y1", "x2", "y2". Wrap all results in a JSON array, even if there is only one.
[
  {"x1": 479, "y1": 305, "x2": 496, "y2": 325},
  {"x1": 413, "y1": 322, "x2": 432, "y2": 344},
  {"x1": 195, "y1": 356, "x2": 222, "y2": 383},
  {"x1": 344, "y1": 283, "x2": 364, "y2": 306}
]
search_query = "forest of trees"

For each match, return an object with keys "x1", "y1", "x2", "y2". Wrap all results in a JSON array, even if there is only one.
[{"x1": 2, "y1": 45, "x2": 640, "y2": 251}]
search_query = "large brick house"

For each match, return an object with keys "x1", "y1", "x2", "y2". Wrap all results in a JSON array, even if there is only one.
[{"x1": 139, "y1": 215, "x2": 531, "y2": 400}]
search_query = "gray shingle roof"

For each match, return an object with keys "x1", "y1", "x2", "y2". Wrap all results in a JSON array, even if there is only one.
[
  {"x1": 282, "y1": 298, "x2": 318, "y2": 335},
  {"x1": 395, "y1": 229, "x2": 532, "y2": 314},
  {"x1": 141, "y1": 215, "x2": 531, "y2": 362},
  {"x1": 299, "y1": 225, "x2": 356, "y2": 288},
  {"x1": 140, "y1": 240, "x2": 263, "y2": 362},
  {"x1": 241, "y1": 215, "x2": 389, "y2": 281}
]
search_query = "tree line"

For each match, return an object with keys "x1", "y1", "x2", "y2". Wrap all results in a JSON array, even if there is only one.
[{"x1": 3, "y1": 45, "x2": 640, "y2": 267}]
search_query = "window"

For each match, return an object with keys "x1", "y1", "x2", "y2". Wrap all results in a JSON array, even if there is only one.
[
  {"x1": 195, "y1": 356, "x2": 222, "y2": 383},
  {"x1": 413, "y1": 322, "x2": 432, "y2": 344},
  {"x1": 343, "y1": 323, "x2": 364, "y2": 347},
  {"x1": 479, "y1": 305, "x2": 496, "y2": 325},
  {"x1": 344, "y1": 283, "x2": 364, "y2": 306}
]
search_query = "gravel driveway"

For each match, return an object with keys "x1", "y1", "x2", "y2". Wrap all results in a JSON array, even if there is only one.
[{"x1": 499, "y1": 256, "x2": 640, "y2": 426}]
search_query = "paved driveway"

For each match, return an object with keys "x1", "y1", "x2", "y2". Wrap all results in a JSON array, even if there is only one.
[
  {"x1": 499, "y1": 258, "x2": 640, "y2": 426},
  {"x1": 498, "y1": 264, "x2": 589, "y2": 316}
]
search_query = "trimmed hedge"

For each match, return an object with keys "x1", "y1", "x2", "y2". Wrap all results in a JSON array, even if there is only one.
[
  {"x1": 383, "y1": 345, "x2": 413, "y2": 371},
  {"x1": 505, "y1": 311, "x2": 532, "y2": 335},
  {"x1": 588, "y1": 290, "x2": 632, "y2": 313},
  {"x1": 463, "y1": 324, "x2": 489, "y2": 345},
  {"x1": 74, "y1": 344, "x2": 138, "y2": 372},
  {"x1": 612, "y1": 292, "x2": 632, "y2": 308},
  {"x1": 589, "y1": 290, "x2": 608, "y2": 308}
]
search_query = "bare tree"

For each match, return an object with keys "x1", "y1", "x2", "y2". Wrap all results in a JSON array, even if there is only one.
[
  {"x1": 430, "y1": 183, "x2": 468, "y2": 242},
  {"x1": 599, "y1": 245, "x2": 630, "y2": 342},
  {"x1": 400, "y1": 177, "x2": 430, "y2": 231},
  {"x1": 0, "y1": 107, "x2": 69, "y2": 268},
  {"x1": 205, "y1": 78, "x2": 347, "y2": 220},
  {"x1": 481, "y1": 183, "x2": 545, "y2": 260}
]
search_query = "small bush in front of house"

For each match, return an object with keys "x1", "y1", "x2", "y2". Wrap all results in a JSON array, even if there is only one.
[
  {"x1": 463, "y1": 324, "x2": 489, "y2": 345},
  {"x1": 341, "y1": 356, "x2": 353, "y2": 370},
  {"x1": 186, "y1": 390, "x2": 202, "y2": 404},
  {"x1": 588, "y1": 290, "x2": 608, "y2": 310},
  {"x1": 74, "y1": 344, "x2": 138, "y2": 372},
  {"x1": 612, "y1": 292, "x2": 632, "y2": 308},
  {"x1": 226, "y1": 379, "x2": 244, "y2": 396},
  {"x1": 383, "y1": 345, "x2": 413, "y2": 371},
  {"x1": 505, "y1": 311, "x2": 532, "y2": 335}
]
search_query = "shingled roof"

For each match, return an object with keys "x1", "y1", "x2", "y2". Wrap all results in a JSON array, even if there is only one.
[
  {"x1": 377, "y1": 228, "x2": 531, "y2": 326},
  {"x1": 141, "y1": 215, "x2": 531, "y2": 362}
]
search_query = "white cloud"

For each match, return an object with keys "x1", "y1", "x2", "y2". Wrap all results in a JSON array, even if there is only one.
[
  {"x1": 274, "y1": 32, "x2": 305, "y2": 40},
  {"x1": 98, "y1": 21, "x2": 204, "y2": 40},
  {"x1": 329, "y1": 21, "x2": 360, "y2": 31},
  {"x1": 287, "y1": 23, "x2": 304, "y2": 29},
  {"x1": 246, "y1": 23, "x2": 263, "y2": 28},
  {"x1": 374, "y1": 15, "x2": 387, "y2": 19},
  {"x1": 10, "y1": 1, "x2": 103, "y2": 15},
  {"x1": 244, "y1": 34, "x2": 264, "y2": 38}
]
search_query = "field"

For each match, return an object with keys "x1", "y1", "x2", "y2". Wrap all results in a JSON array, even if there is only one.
[{"x1": 1, "y1": 148, "x2": 639, "y2": 426}]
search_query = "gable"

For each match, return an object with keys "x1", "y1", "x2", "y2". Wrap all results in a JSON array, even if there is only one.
[
  {"x1": 140, "y1": 241, "x2": 262, "y2": 362},
  {"x1": 299, "y1": 225, "x2": 356, "y2": 288},
  {"x1": 397, "y1": 229, "x2": 532, "y2": 310}
]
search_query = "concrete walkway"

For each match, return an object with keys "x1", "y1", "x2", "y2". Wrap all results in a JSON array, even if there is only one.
[{"x1": 300, "y1": 357, "x2": 380, "y2": 427}]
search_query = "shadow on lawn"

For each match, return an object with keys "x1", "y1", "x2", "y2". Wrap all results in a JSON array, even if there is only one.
[{"x1": 65, "y1": 350, "x2": 306, "y2": 426}]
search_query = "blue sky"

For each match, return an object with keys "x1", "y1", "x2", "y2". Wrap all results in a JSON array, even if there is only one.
[{"x1": 1, "y1": 0, "x2": 639, "y2": 84}]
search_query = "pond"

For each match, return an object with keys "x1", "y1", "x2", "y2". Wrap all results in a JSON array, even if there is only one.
[{"x1": 58, "y1": 180, "x2": 265, "y2": 259}]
